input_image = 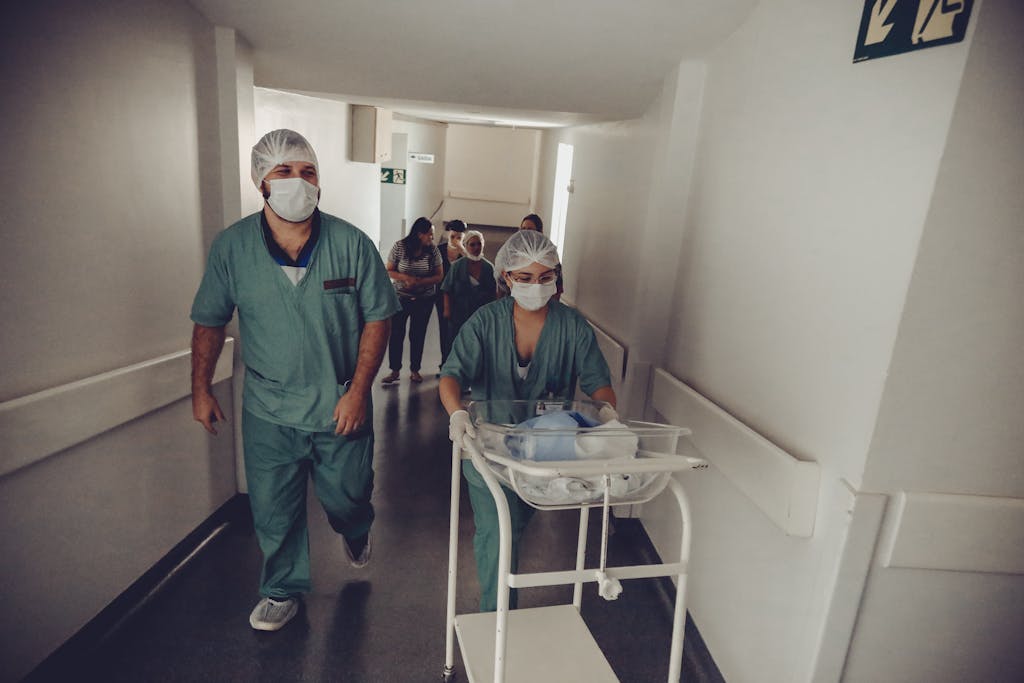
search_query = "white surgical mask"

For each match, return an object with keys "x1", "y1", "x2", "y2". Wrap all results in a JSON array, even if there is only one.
[
  {"x1": 509, "y1": 281, "x2": 556, "y2": 311},
  {"x1": 463, "y1": 249, "x2": 483, "y2": 262},
  {"x1": 266, "y1": 177, "x2": 319, "y2": 222}
]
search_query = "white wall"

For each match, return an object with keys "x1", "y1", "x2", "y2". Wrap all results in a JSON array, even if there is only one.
[
  {"x1": 535, "y1": 62, "x2": 706, "y2": 416},
  {"x1": 665, "y1": 2, "x2": 971, "y2": 483},
  {"x1": 393, "y1": 116, "x2": 448, "y2": 236},
  {"x1": 0, "y1": 1, "x2": 237, "y2": 679},
  {"x1": 842, "y1": 1, "x2": 1024, "y2": 680},
  {"x1": 236, "y1": 38, "x2": 262, "y2": 220},
  {"x1": 0, "y1": 3, "x2": 215, "y2": 400},
  {"x1": 253, "y1": 88, "x2": 381, "y2": 243},
  {"x1": 535, "y1": 2, "x2": 1007, "y2": 681},
  {"x1": 645, "y1": 2, "x2": 976, "y2": 680},
  {"x1": 860, "y1": 0, "x2": 1023, "y2": 502},
  {"x1": 536, "y1": 116, "x2": 658, "y2": 324},
  {"x1": 380, "y1": 133, "x2": 408, "y2": 253},
  {"x1": 445, "y1": 124, "x2": 539, "y2": 227},
  {"x1": 227, "y1": 31, "x2": 258, "y2": 490}
]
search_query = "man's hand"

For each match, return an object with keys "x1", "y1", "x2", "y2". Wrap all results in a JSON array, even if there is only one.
[
  {"x1": 334, "y1": 389, "x2": 368, "y2": 436},
  {"x1": 193, "y1": 391, "x2": 226, "y2": 435}
]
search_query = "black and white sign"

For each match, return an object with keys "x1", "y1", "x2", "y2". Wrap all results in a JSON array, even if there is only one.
[{"x1": 854, "y1": 0, "x2": 974, "y2": 63}]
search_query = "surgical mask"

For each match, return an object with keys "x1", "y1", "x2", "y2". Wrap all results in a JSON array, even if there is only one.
[
  {"x1": 463, "y1": 247, "x2": 483, "y2": 262},
  {"x1": 509, "y1": 281, "x2": 556, "y2": 311},
  {"x1": 266, "y1": 177, "x2": 319, "y2": 222}
]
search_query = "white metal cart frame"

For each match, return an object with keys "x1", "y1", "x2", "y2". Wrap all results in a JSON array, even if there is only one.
[{"x1": 443, "y1": 432, "x2": 706, "y2": 683}]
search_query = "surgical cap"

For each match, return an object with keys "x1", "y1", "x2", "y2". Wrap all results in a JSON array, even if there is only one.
[
  {"x1": 495, "y1": 228, "x2": 559, "y2": 273},
  {"x1": 463, "y1": 229, "x2": 484, "y2": 245},
  {"x1": 250, "y1": 129, "x2": 319, "y2": 188}
]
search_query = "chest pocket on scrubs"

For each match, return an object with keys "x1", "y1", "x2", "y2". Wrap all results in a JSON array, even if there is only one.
[{"x1": 322, "y1": 284, "x2": 359, "y2": 333}]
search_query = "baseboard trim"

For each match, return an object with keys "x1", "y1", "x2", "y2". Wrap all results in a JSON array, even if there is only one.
[
  {"x1": 23, "y1": 494, "x2": 250, "y2": 682},
  {"x1": 614, "y1": 516, "x2": 726, "y2": 683}
]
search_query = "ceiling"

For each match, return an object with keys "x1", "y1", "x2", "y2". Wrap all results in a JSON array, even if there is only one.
[{"x1": 189, "y1": 0, "x2": 758, "y2": 128}]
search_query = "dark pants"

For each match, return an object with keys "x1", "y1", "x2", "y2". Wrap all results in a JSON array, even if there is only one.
[
  {"x1": 435, "y1": 295, "x2": 454, "y2": 369},
  {"x1": 388, "y1": 295, "x2": 435, "y2": 372}
]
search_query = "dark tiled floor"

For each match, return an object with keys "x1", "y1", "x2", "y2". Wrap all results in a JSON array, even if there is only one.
[{"x1": 46, "y1": 316, "x2": 713, "y2": 683}]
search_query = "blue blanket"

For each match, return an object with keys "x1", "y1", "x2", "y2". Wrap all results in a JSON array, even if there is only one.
[{"x1": 505, "y1": 411, "x2": 600, "y2": 461}]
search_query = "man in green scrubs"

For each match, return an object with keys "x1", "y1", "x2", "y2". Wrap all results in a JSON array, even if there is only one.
[
  {"x1": 190, "y1": 129, "x2": 400, "y2": 631},
  {"x1": 439, "y1": 229, "x2": 617, "y2": 611}
]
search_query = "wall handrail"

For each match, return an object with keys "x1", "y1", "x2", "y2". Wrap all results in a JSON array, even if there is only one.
[
  {"x1": 0, "y1": 339, "x2": 234, "y2": 479},
  {"x1": 650, "y1": 368, "x2": 820, "y2": 537},
  {"x1": 446, "y1": 189, "x2": 531, "y2": 205}
]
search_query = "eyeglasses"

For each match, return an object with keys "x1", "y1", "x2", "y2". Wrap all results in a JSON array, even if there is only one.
[{"x1": 508, "y1": 270, "x2": 557, "y2": 285}]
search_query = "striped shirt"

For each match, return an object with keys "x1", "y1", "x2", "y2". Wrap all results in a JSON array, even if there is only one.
[{"x1": 388, "y1": 239, "x2": 442, "y2": 298}]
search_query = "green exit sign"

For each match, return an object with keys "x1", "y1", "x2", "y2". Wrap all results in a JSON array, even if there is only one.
[{"x1": 380, "y1": 168, "x2": 406, "y2": 184}]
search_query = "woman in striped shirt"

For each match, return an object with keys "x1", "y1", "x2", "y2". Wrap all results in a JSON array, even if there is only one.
[{"x1": 381, "y1": 217, "x2": 444, "y2": 384}]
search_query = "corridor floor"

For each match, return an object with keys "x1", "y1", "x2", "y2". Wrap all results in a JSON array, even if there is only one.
[{"x1": 54, "y1": 316, "x2": 711, "y2": 683}]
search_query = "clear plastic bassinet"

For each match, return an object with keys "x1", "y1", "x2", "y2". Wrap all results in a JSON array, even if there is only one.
[{"x1": 466, "y1": 399, "x2": 699, "y2": 510}]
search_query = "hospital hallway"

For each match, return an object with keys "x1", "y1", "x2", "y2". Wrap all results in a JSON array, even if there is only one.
[
  {"x1": 25, "y1": 321, "x2": 720, "y2": 683},
  {"x1": 5, "y1": 2, "x2": 1022, "y2": 681}
]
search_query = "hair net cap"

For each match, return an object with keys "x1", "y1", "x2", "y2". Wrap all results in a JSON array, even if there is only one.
[
  {"x1": 463, "y1": 229, "x2": 484, "y2": 245},
  {"x1": 251, "y1": 129, "x2": 319, "y2": 188},
  {"x1": 495, "y1": 229, "x2": 560, "y2": 273}
]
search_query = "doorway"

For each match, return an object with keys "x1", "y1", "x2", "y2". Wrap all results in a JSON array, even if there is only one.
[{"x1": 550, "y1": 142, "x2": 574, "y2": 257}]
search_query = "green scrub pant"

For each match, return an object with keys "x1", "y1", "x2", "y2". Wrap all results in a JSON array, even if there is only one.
[
  {"x1": 463, "y1": 460, "x2": 536, "y2": 612},
  {"x1": 243, "y1": 409, "x2": 375, "y2": 599}
]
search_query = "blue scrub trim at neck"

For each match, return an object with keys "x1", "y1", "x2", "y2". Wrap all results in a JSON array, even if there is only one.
[{"x1": 261, "y1": 209, "x2": 321, "y2": 267}]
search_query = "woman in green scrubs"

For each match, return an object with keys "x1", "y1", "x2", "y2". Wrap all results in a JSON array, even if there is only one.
[
  {"x1": 440, "y1": 230, "x2": 496, "y2": 341},
  {"x1": 439, "y1": 229, "x2": 616, "y2": 611}
]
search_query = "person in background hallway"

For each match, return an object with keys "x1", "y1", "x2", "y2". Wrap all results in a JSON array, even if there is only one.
[
  {"x1": 439, "y1": 229, "x2": 616, "y2": 612},
  {"x1": 440, "y1": 229, "x2": 496, "y2": 343},
  {"x1": 434, "y1": 219, "x2": 467, "y2": 377},
  {"x1": 519, "y1": 213, "x2": 543, "y2": 233},
  {"x1": 381, "y1": 217, "x2": 443, "y2": 384},
  {"x1": 190, "y1": 129, "x2": 400, "y2": 633},
  {"x1": 497, "y1": 213, "x2": 563, "y2": 300}
]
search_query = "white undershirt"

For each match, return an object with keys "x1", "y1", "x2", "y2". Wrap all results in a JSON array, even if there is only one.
[
  {"x1": 516, "y1": 362, "x2": 530, "y2": 380},
  {"x1": 281, "y1": 265, "x2": 307, "y2": 286}
]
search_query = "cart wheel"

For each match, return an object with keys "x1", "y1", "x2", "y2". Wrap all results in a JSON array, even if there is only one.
[{"x1": 442, "y1": 665, "x2": 456, "y2": 682}]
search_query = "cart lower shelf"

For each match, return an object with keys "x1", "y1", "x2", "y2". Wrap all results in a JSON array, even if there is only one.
[{"x1": 454, "y1": 605, "x2": 618, "y2": 683}]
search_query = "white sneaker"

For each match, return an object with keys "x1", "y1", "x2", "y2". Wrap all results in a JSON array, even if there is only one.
[
  {"x1": 249, "y1": 597, "x2": 298, "y2": 631},
  {"x1": 343, "y1": 533, "x2": 372, "y2": 568}
]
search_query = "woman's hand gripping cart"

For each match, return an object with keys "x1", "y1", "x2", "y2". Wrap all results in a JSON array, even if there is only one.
[{"x1": 442, "y1": 401, "x2": 707, "y2": 683}]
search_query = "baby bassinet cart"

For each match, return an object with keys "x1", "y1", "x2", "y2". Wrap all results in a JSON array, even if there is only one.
[{"x1": 442, "y1": 400, "x2": 706, "y2": 682}]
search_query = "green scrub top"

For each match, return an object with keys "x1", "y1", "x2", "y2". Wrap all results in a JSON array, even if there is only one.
[
  {"x1": 440, "y1": 297, "x2": 612, "y2": 401},
  {"x1": 439, "y1": 257, "x2": 496, "y2": 333},
  {"x1": 191, "y1": 210, "x2": 401, "y2": 431}
]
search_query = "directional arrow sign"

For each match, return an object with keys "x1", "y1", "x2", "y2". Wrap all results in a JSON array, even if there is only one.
[
  {"x1": 854, "y1": 0, "x2": 973, "y2": 62},
  {"x1": 864, "y1": 0, "x2": 898, "y2": 45}
]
